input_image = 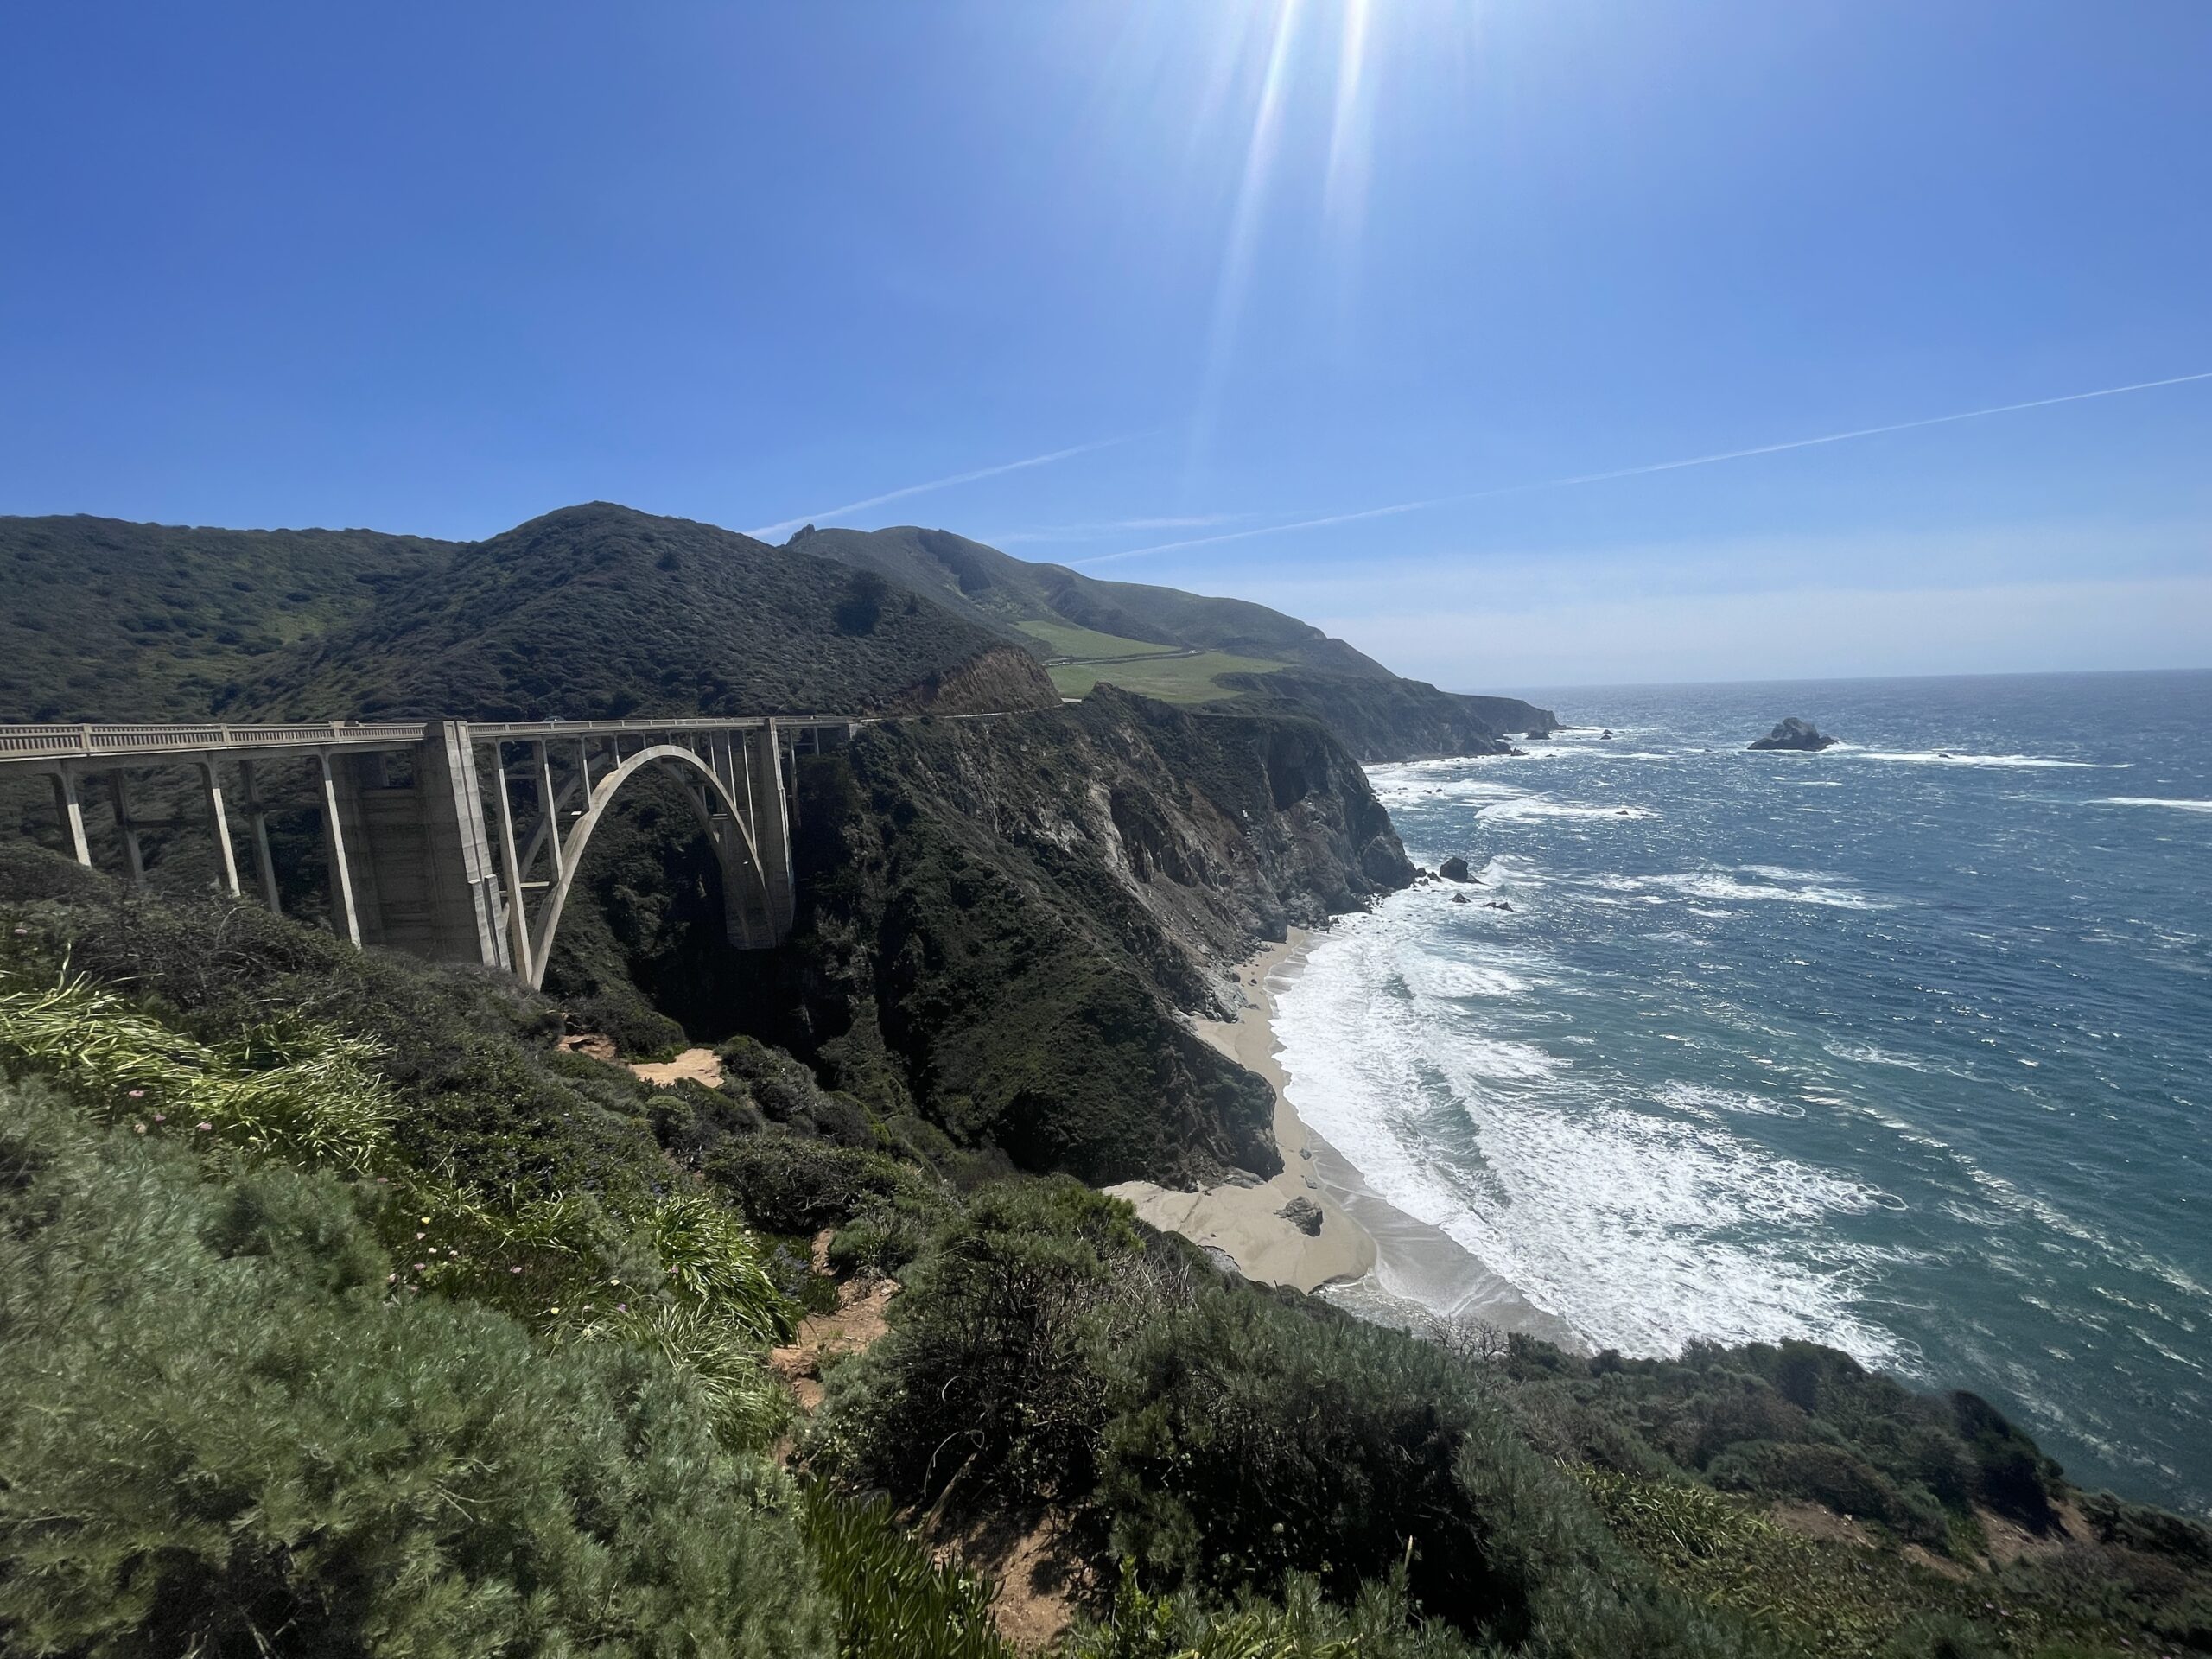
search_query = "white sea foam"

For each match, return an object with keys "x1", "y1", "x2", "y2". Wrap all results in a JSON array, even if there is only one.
[
  {"x1": 1640, "y1": 869, "x2": 1890, "y2": 910},
  {"x1": 1658, "y1": 1081, "x2": 1808, "y2": 1120},
  {"x1": 1399, "y1": 951, "x2": 1539, "y2": 1001},
  {"x1": 2098, "y1": 797, "x2": 2212, "y2": 814},
  {"x1": 1824, "y1": 1039, "x2": 1934, "y2": 1072},
  {"x1": 1478, "y1": 797, "x2": 1659, "y2": 823},
  {"x1": 1854, "y1": 751, "x2": 2126, "y2": 770},
  {"x1": 1276, "y1": 905, "x2": 1905, "y2": 1365}
]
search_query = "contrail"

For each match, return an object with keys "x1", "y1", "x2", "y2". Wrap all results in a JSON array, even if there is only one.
[
  {"x1": 749, "y1": 433, "x2": 1141, "y2": 541},
  {"x1": 1074, "y1": 371, "x2": 2212, "y2": 567}
]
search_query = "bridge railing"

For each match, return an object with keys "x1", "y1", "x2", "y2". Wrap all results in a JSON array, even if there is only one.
[{"x1": 0, "y1": 721, "x2": 435, "y2": 765}]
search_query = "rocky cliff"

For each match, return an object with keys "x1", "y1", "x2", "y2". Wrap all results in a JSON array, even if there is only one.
[
  {"x1": 788, "y1": 688, "x2": 1412, "y2": 1185},
  {"x1": 1215, "y1": 667, "x2": 1561, "y2": 760},
  {"x1": 560, "y1": 687, "x2": 1412, "y2": 1186}
]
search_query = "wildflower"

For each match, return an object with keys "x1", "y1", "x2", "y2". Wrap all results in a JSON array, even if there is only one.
[
  {"x1": 616, "y1": 1303, "x2": 627, "y2": 1313},
  {"x1": 132, "y1": 1122, "x2": 146, "y2": 1135},
  {"x1": 420, "y1": 1217, "x2": 430, "y2": 1225},
  {"x1": 510, "y1": 1266, "x2": 523, "y2": 1275},
  {"x1": 549, "y1": 1306, "x2": 561, "y2": 1315},
  {"x1": 415, "y1": 1231, "x2": 426, "y2": 1240},
  {"x1": 387, "y1": 1273, "x2": 397, "y2": 1282},
  {"x1": 126, "y1": 1089, "x2": 145, "y2": 1098},
  {"x1": 152, "y1": 1112, "x2": 166, "y2": 1122},
  {"x1": 195, "y1": 1122, "x2": 213, "y2": 1132},
  {"x1": 414, "y1": 1263, "x2": 426, "y2": 1272},
  {"x1": 375, "y1": 1176, "x2": 387, "y2": 1184}
]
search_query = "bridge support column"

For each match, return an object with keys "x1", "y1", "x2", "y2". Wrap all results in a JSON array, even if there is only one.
[
  {"x1": 197, "y1": 760, "x2": 241, "y2": 897},
  {"x1": 315, "y1": 753, "x2": 363, "y2": 947},
  {"x1": 397, "y1": 721, "x2": 509, "y2": 970},
  {"x1": 531, "y1": 741, "x2": 564, "y2": 883},
  {"x1": 746, "y1": 721, "x2": 796, "y2": 939},
  {"x1": 238, "y1": 760, "x2": 281, "y2": 912},
  {"x1": 486, "y1": 742, "x2": 534, "y2": 984},
  {"x1": 49, "y1": 769, "x2": 91, "y2": 866},
  {"x1": 107, "y1": 771, "x2": 145, "y2": 887}
]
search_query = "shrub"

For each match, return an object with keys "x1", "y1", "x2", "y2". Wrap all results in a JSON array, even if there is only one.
[
  {"x1": 708, "y1": 1130, "x2": 938, "y2": 1236},
  {"x1": 0, "y1": 1083, "x2": 831, "y2": 1656},
  {"x1": 811, "y1": 1180, "x2": 1149, "y2": 1510}
]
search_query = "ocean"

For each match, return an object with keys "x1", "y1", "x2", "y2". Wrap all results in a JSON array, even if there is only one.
[{"x1": 1273, "y1": 669, "x2": 2212, "y2": 1516}]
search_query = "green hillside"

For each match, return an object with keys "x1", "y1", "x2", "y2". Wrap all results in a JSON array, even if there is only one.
[
  {"x1": 0, "y1": 505, "x2": 1058, "y2": 725},
  {"x1": 790, "y1": 524, "x2": 1391, "y2": 678},
  {"x1": 0, "y1": 514, "x2": 452, "y2": 721},
  {"x1": 241, "y1": 504, "x2": 1058, "y2": 721},
  {"x1": 787, "y1": 524, "x2": 1559, "y2": 753}
]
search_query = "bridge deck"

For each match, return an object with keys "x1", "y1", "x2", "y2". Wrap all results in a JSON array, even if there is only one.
[{"x1": 0, "y1": 715, "x2": 865, "y2": 768}]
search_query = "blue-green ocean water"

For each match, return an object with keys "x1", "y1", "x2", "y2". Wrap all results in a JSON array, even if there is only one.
[{"x1": 1274, "y1": 670, "x2": 2212, "y2": 1514}]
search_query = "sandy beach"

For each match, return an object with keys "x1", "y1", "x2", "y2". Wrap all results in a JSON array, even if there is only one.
[
  {"x1": 1107, "y1": 931, "x2": 1376, "y2": 1292},
  {"x1": 1110, "y1": 929, "x2": 1581, "y2": 1344}
]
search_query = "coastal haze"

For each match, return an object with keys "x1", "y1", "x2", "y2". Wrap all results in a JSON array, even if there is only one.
[{"x1": 1276, "y1": 670, "x2": 2212, "y2": 1511}]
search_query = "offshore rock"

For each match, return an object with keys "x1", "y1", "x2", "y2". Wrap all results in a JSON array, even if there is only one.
[
  {"x1": 1749, "y1": 717, "x2": 1837, "y2": 752},
  {"x1": 1439, "y1": 855, "x2": 1474, "y2": 882}
]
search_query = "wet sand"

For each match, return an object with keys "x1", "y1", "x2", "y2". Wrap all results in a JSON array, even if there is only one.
[{"x1": 1112, "y1": 930, "x2": 1580, "y2": 1346}]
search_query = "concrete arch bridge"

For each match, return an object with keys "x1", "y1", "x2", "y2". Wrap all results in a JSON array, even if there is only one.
[{"x1": 0, "y1": 715, "x2": 863, "y2": 988}]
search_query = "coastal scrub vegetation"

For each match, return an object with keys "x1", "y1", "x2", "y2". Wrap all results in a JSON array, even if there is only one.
[{"x1": 4, "y1": 843, "x2": 2211, "y2": 1656}]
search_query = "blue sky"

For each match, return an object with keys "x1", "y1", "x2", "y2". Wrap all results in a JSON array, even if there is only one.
[{"x1": 3, "y1": 1, "x2": 2208, "y2": 689}]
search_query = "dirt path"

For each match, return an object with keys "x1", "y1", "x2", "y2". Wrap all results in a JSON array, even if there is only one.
[{"x1": 628, "y1": 1046, "x2": 724, "y2": 1088}]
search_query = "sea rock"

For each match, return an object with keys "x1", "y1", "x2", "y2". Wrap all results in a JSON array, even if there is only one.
[
  {"x1": 1278, "y1": 1196, "x2": 1325, "y2": 1236},
  {"x1": 1451, "y1": 893, "x2": 1471, "y2": 905},
  {"x1": 1439, "y1": 855, "x2": 1473, "y2": 882},
  {"x1": 1524, "y1": 729, "x2": 1550, "y2": 741},
  {"x1": 1748, "y1": 717, "x2": 1837, "y2": 752}
]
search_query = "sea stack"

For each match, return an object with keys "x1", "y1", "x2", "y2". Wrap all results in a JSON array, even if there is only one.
[{"x1": 1749, "y1": 717, "x2": 1837, "y2": 752}]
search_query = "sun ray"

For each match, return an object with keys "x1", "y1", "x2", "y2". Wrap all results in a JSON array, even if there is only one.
[{"x1": 1185, "y1": 0, "x2": 1308, "y2": 486}]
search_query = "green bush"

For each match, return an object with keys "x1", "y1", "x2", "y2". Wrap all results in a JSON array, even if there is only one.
[
  {"x1": 708, "y1": 1130, "x2": 941, "y2": 1236},
  {"x1": 1706, "y1": 1440, "x2": 1948, "y2": 1547},
  {"x1": 811, "y1": 1180, "x2": 1147, "y2": 1511},
  {"x1": 0, "y1": 1082, "x2": 831, "y2": 1657}
]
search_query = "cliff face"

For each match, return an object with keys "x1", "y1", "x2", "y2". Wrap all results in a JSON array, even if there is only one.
[
  {"x1": 1216, "y1": 668, "x2": 1561, "y2": 761},
  {"x1": 748, "y1": 688, "x2": 1412, "y2": 1185}
]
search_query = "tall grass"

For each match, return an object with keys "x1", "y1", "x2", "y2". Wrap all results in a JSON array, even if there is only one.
[
  {"x1": 0, "y1": 959, "x2": 797, "y2": 1449},
  {"x1": 799, "y1": 1482, "x2": 1014, "y2": 1659},
  {"x1": 0, "y1": 963, "x2": 393, "y2": 1169}
]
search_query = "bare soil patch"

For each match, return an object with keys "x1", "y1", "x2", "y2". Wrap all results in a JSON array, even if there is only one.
[{"x1": 628, "y1": 1046, "x2": 724, "y2": 1089}]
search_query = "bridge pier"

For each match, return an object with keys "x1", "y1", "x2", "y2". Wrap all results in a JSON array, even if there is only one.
[
  {"x1": 238, "y1": 760, "x2": 281, "y2": 912},
  {"x1": 48, "y1": 769, "x2": 91, "y2": 865},
  {"x1": 315, "y1": 753, "x2": 363, "y2": 946},
  {"x1": 196, "y1": 760, "x2": 241, "y2": 897}
]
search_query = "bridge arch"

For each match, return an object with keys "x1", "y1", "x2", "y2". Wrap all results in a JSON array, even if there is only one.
[{"x1": 524, "y1": 743, "x2": 780, "y2": 989}]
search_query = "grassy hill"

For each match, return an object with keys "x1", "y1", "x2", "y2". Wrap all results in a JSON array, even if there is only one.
[
  {"x1": 0, "y1": 505, "x2": 1058, "y2": 724},
  {"x1": 0, "y1": 505, "x2": 1552, "y2": 753},
  {"x1": 240, "y1": 504, "x2": 1058, "y2": 721},
  {"x1": 791, "y1": 524, "x2": 1560, "y2": 753},
  {"x1": 0, "y1": 514, "x2": 453, "y2": 721},
  {"x1": 787, "y1": 524, "x2": 1391, "y2": 680}
]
